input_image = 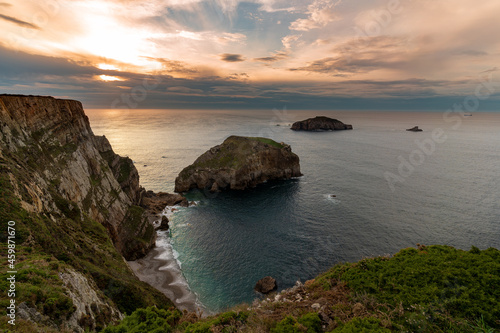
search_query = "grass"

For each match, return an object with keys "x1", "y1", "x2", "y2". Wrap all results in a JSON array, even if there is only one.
[
  {"x1": 100, "y1": 245, "x2": 500, "y2": 333},
  {"x1": 178, "y1": 136, "x2": 287, "y2": 180}
]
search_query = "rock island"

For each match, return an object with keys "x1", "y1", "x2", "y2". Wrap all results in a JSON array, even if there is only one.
[
  {"x1": 174, "y1": 136, "x2": 302, "y2": 192},
  {"x1": 291, "y1": 116, "x2": 353, "y2": 131}
]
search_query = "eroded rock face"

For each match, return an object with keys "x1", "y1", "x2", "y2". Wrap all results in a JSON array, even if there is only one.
[
  {"x1": 174, "y1": 136, "x2": 302, "y2": 193},
  {"x1": 291, "y1": 116, "x2": 353, "y2": 131},
  {"x1": 59, "y1": 268, "x2": 123, "y2": 332},
  {"x1": 0, "y1": 94, "x2": 176, "y2": 332},
  {"x1": 0, "y1": 94, "x2": 155, "y2": 258}
]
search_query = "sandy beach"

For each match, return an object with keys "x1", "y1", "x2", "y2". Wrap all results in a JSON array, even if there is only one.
[{"x1": 128, "y1": 233, "x2": 202, "y2": 314}]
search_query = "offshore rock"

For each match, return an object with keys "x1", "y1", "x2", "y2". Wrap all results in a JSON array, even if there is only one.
[
  {"x1": 254, "y1": 276, "x2": 278, "y2": 294},
  {"x1": 174, "y1": 136, "x2": 302, "y2": 193},
  {"x1": 140, "y1": 190, "x2": 188, "y2": 223},
  {"x1": 406, "y1": 126, "x2": 423, "y2": 132},
  {"x1": 291, "y1": 116, "x2": 353, "y2": 131}
]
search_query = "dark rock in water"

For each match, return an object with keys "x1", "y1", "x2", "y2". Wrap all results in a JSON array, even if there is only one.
[
  {"x1": 174, "y1": 136, "x2": 302, "y2": 193},
  {"x1": 158, "y1": 216, "x2": 169, "y2": 230},
  {"x1": 254, "y1": 276, "x2": 277, "y2": 294},
  {"x1": 406, "y1": 126, "x2": 423, "y2": 132},
  {"x1": 291, "y1": 116, "x2": 352, "y2": 131},
  {"x1": 141, "y1": 191, "x2": 188, "y2": 223}
]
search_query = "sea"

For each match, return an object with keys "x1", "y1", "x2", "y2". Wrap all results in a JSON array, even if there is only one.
[{"x1": 86, "y1": 108, "x2": 500, "y2": 313}]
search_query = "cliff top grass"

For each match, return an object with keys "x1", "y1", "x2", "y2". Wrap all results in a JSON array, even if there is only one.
[
  {"x1": 101, "y1": 244, "x2": 500, "y2": 333},
  {"x1": 180, "y1": 136, "x2": 286, "y2": 175}
]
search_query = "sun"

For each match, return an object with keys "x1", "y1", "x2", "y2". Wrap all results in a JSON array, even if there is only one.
[{"x1": 98, "y1": 75, "x2": 123, "y2": 82}]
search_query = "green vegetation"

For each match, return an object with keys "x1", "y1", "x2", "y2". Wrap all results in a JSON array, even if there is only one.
[
  {"x1": 331, "y1": 317, "x2": 391, "y2": 332},
  {"x1": 247, "y1": 137, "x2": 284, "y2": 149},
  {"x1": 180, "y1": 136, "x2": 285, "y2": 179},
  {"x1": 314, "y1": 244, "x2": 500, "y2": 332},
  {"x1": 102, "y1": 307, "x2": 182, "y2": 333},
  {"x1": 271, "y1": 313, "x2": 322, "y2": 333},
  {"x1": 0, "y1": 245, "x2": 75, "y2": 325},
  {"x1": 0, "y1": 149, "x2": 172, "y2": 332},
  {"x1": 100, "y1": 245, "x2": 500, "y2": 333}
]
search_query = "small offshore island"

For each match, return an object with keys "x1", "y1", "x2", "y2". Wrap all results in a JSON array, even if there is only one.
[
  {"x1": 291, "y1": 116, "x2": 353, "y2": 131},
  {"x1": 0, "y1": 95, "x2": 498, "y2": 333},
  {"x1": 175, "y1": 136, "x2": 302, "y2": 193}
]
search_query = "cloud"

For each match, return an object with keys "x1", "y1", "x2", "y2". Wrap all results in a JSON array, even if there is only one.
[
  {"x1": 226, "y1": 73, "x2": 250, "y2": 80},
  {"x1": 0, "y1": 13, "x2": 40, "y2": 29},
  {"x1": 0, "y1": 2, "x2": 12, "y2": 7},
  {"x1": 254, "y1": 52, "x2": 288, "y2": 63},
  {"x1": 143, "y1": 57, "x2": 200, "y2": 75},
  {"x1": 289, "y1": 0, "x2": 342, "y2": 31},
  {"x1": 281, "y1": 35, "x2": 301, "y2": 49},
  {"x1": 219, "y1": 53, "x2": 246, "y2": 62},
  {"x1": 480, "y1": 67, "x2": 499, "y2": 74},
  {"x1": 217, "y1": 32, "x2": 247, "y2": 44},
  {"x1": 167, "y1": 86, "x2": 204, "y2": 94},
  {"x1": 289, "y1": 36, "x2": 408, "y2": 76},
  {"x1": 456, "y1": 50, "x2": 488, "y2": 57}
]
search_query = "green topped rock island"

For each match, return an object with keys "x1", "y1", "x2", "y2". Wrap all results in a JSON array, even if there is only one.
[{"x1": 174, "y1": 136, "x2": 302, "y2": 192}]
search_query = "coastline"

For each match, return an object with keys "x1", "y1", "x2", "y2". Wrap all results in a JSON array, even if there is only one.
[{"x1": 128, "y1": 207, "x2": 205, "y2": 314}]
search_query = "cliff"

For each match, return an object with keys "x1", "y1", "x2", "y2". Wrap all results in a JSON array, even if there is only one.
[
  {"x1": 174, "y1": 136, "x2": 302, "y2": 193},
  {"x1": 291, "y1": 116, "x2": 353, "y2": 131},
  {"x1": 0, "y1": 95, "x2": 173, "y2": 332}
]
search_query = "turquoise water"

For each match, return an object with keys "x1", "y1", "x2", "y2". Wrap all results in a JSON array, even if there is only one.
[{"x1": 87, "y1": 109, "x2": 500, "y2": 313}]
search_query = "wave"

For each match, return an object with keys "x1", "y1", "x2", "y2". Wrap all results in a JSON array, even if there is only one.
[{"x1": 325, "y1": 194, "x2": 341, "y2": 204}]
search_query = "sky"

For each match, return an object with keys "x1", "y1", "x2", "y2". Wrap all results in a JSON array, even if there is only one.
[{"x1": 0, "y1": 0, "x2": 499, "y2": 110}]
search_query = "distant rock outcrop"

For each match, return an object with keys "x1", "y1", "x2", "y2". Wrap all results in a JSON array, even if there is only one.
[
  {"x1": 254, "y1": 276, "x2": 278, "y2": 294},
  {"x1": 406, "y1": 126, "x2": 423, "y2": 132},
  {"x1": 291, "y1": 116, "x2": 353, "y2": 131},
  {"x1": 174, "y1": 136, "x2": 302, "y2": 192}
]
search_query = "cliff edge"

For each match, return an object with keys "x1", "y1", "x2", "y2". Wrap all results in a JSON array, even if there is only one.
[
  {"x1": 174, "y1": 136, "x2": 302, "y2": 192},
  {"x1": 0, "y1": 95, "x2": 173, "y2": 332}
]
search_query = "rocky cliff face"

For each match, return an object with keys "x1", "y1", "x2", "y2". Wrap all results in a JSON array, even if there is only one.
[
  {"x1": 291, "y1": 116, "x2": 353, "y2": 131},
  {"x1": 0, "y1": 95, "x2": 173, "y2": 332},
  {"x1": 174, "y1": 136, "x2": 302, "y2": 192},
  {"x1": 0, "y1": 94, "x2": 154, "y2": 259}
]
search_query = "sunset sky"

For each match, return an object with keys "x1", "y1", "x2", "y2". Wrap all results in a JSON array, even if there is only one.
[{"x1": 1, "y1": 0, "x2": 499, "y2": 110}]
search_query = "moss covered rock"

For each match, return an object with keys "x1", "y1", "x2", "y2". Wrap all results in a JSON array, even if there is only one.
[{"x1": 174, "y1": 136, "x2": 302, "y2": 192}]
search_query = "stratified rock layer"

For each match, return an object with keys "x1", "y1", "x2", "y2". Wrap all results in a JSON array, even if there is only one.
[
  {"x1": 0, "y1": 94, "x2": 154, "y2": 260},
  {"x1": 174, "y1": 136, "x2": 302, "y2": 192},
  {"x1": 291, "y1": 116, "x2": 353, "y2": 131},
  {"x1": 0, "y1": 94, "x2": 175, "y2": 332}
]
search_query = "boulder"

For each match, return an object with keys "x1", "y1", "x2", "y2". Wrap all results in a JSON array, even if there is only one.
[
  {"x1": 158, "y1": 216, "x2": 169, "y2": 230},
  {"x1": 291, "y1": 116, "x2": 352, "y2": 131},
  {"x1": 254, "y1": 276, "x2": 278, "y2": 294}
]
